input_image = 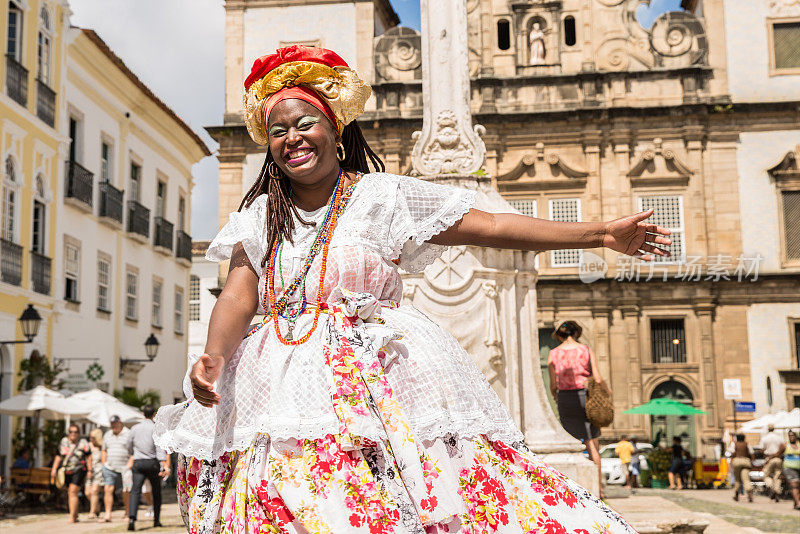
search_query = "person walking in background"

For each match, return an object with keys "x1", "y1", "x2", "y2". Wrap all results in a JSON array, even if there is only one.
[
  {"x1": 126, "y1": 405, "x2": 169, "y2": 531},
  {"x1": 668, "y1": 436, "x2": 686, "y2": 490},
  {"x1": 759, "y1": 424, "x2": 785, "y2": 502},
  {"x1": 86, "y1": 428, "x2": 105, "y2": 520},
  {"x1": 782, "y1": 430, "x2": 800, "y2": 510},
  {"x1": 50, "y1": 423, "x2": 92, "y2": 523},
  {"x1": 731, "y1": 433, "x2": 754, "y2": 502},
  {"x1": 101, "y1": 415, "x2": 131, "y2": 522},
  {"x1": 548, "y1": 320, "x2": 605, "y2": 497},
  {"x1": 615, "y1": 435, "x2": 635, "y2": 489},
  {"x1": 629, "y1": 440, "x2": 641, "y2": 489}
]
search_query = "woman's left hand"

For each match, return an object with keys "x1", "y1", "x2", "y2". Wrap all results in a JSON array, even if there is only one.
[{"x1": 602, "y1": 208, "x2": 672, "y2": 261}]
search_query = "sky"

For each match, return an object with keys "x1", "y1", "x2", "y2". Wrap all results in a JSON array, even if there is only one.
[{"x1": 67, "y1": 0, "x2": 679, "y2": 239}]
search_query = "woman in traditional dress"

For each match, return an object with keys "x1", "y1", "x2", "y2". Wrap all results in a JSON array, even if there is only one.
[{"x1": 154, "y1": 46, "x2": 671, "y2": 534}]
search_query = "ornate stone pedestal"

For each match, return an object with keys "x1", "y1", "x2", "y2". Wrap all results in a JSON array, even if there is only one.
[
  {"x1": 400, "y1": 175, "x2": 599, "y2": 496},
  {"x1": 407, "y1": 0, "x2": 599, "y2": 495}
]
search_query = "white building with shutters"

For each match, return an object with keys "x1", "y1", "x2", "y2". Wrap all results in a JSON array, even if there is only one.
[
  {"x1": 188, "y1": 241, "x2": 220, "y2": 364},
  {"x1": 52, "y1": 27, "x2": 209, "y2": 407},
  {"x1": 723, "y1": 0, "x2": 800, "y2": 415}
]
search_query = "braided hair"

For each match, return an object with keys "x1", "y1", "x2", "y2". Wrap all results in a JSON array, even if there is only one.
[{"x1": 239, "y1": 120, "x2": 385, "y2": 268}]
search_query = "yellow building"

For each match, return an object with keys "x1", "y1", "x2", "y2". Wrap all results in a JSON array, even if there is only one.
[{"x1": 1, "y1": 0, "x2": 69, "y2": 472}]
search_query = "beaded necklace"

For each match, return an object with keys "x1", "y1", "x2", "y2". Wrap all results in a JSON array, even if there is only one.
[{"x1": 245, "y1": 171, "x2": 360, "y2": 344}]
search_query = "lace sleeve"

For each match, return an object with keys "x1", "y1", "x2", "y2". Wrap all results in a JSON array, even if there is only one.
[
  {"x1": 206, "y1": 195, "x2": 268, "y2": 277},
  {"x1": 389, "y1": 175, "x2": 476, "y2": 273}
]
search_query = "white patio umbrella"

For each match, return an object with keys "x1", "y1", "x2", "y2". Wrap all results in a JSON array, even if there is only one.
[
  {"x1": 0, "y1": 385, "x2": 93, "y2": 466},
  {"x1": 772, "y1": 408, "x2": 800, "y2": 430},
  {"x1": 69, "y1": 388, "x2": 144, "y2": 427},
  {"x1": 0, "y1": 385, "x2": 92, "y2": 419},
  {"x1": 740, "y1": 408, "x2": 800, "y2": 433}
]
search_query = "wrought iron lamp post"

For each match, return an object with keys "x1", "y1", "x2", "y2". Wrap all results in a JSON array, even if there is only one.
[{"x1": 0, "y1": 304, "x2": 43, "y2": 345}]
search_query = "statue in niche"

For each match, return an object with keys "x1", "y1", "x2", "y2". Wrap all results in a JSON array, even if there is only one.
[{"x1": 529, "y1": 22, "x2": 546, "y2": 65}]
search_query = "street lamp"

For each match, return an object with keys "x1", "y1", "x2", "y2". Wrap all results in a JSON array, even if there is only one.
[
  {"x1": 0, "y1": 304, "x2": 42, "y2": 345},
  {"x1": 120, "y1": 334, "x2": 160, "y2": 366}
]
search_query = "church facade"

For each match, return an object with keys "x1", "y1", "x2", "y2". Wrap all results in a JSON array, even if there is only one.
[{"x1": 210, "y1": 0, "x2": 800, "y2": 455}]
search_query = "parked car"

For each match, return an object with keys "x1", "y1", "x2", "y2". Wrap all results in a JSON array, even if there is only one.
[{"x1": 597, "y1": 442, "x2": 653, "y2": 485}]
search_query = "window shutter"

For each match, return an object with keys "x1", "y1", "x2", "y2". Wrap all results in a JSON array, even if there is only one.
[{"x1": 549, "y1": 198, "x2": 581, "y2": 267}]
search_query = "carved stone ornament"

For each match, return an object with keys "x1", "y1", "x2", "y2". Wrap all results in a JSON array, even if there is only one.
[
  {"x1": 497, "y1": 143, "x2": 588, "y2": 189},
  {"x1": 412, "y1": 0, "x2": 487, "y2": 176},
  {"x1": 412, "y1": 111, "x2": 487, "y2": 175},
  {"x1": 425, "y1": 245, "x2": 474, "y2": 291},
  {"x1": 627, "y1": 138, "x2": 693, "y2": 186},
  {"x1": 591, "y1": 0, "x2": 708, "y2": 71},
  {"x1": 482, "y1": 281, "x2": 504, "y2": 370},
  {"x1": 767, "y1": 0, "x2": 800, "y2": 17},
  {"x1": 374, "y1": 26, "x2": 422, "y2": 82},
  {"x1": 767, "y1": 145, "x2": 800, "y2": 183}
]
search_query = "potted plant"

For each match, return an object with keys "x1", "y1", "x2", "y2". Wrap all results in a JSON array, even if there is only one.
[{"x1": 646, "y1": 447, "x2": 672, "y2": 488}]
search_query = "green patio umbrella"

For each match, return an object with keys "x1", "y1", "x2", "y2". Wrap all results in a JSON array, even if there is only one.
[{"x1": 622, "y1": 398, "x2": 706, "y2": 416}]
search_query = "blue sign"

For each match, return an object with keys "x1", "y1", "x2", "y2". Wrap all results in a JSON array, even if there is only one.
[{"x1": 735, "y1": 402, "x2": 756, "y2": 413}]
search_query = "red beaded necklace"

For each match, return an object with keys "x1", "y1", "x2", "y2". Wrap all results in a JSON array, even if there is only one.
[{"x1": 262, "y1": 173, "x2": 360, "y2": 346}]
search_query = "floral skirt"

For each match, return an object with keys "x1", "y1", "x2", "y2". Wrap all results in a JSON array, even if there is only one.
[{"x1": 176, "y1": 433, "x2": 634, "y2": 534}]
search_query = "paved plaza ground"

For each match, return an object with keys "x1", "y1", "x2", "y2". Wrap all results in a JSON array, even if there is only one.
[{"x1": 0, "y1": 488, "x2": 797, "y2": 533}]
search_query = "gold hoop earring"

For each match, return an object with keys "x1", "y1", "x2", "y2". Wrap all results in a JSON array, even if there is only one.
[
  {"x1": 336, "y1": 142, "x2": 346, "y2": 162},
  {"x1": 267, "y1": 161, "x2": 281, "y2": 179}
]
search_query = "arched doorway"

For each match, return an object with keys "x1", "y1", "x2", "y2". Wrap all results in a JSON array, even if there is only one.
[{"x1": 650, "y1": 379, "x2": 697, "y2": 456}]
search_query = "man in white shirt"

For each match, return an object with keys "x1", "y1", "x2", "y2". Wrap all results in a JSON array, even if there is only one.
[
  {"x1": 760, "y1": 424, "x2": 785, "y2": 500},
  {"x1": 101, "y1": 415, "x2": 131, "y2": 522}
]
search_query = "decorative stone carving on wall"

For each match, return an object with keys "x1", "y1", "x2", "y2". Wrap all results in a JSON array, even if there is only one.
[
  {"x1": 412, "y1": 110, "x2": 487, "y2": 175},
  {"x1": 482, "y1": 281, "x2": 505, "y2": 373},
  {"x1": 425, "y1": 246, "x2": 474, "y2": 291},
  {"x1": 374, "y1": 26, "x2": 422, "y2": 82},
  {"x1": 627, "y1": 138, "x2": 693, "y2": 187},
  {"x1": 593, "y1": 0, "x2": 708, "y2": 71},
  {"x1": 768, "y1": 0, "x2": 800, "y2": 17},
  {"x1": 497, "y1": 143, "x2": 589, "y2": 190},
  {"x1": 767, "y1": 145, "x2": 800, "y2": 183}
]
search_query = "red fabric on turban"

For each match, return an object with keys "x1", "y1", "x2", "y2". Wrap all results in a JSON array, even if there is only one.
[
  {"x1": 245, "y1": 46, "x2": 350, "y2": 91},
  {"x1": 263, "y1": 86, "x2": 339, "y2": 133}
]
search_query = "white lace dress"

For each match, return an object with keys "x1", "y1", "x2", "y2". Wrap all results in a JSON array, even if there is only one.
[{"x1": 154, "y1": 173, "x2": 635, "y2": 534}]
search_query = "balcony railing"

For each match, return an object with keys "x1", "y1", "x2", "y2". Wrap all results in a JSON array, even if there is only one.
[
  {"x1": 65, "y1": 160, "x2": 94, "y2": 208},
  {"x1": 0, "y1": 239, "x2": 22, "y2": 286},
  {"x1": 127, "y1": 200, "x2": 150, "y2": 238},
  {"x1": 176, "y1": 230, "x2": 192, "y2": 262},
  {"x1": 36, "y1": 79, "x2": 56, "y2": 127},
  {"x1": 30, "y1": 250, "x2": 51, "y2": 295},
  {"x1": 99, "y1": 181, "x2": 124, "y2": 223},
  {"x1": 5, "y1": 54, "x2": 27, "y2": 107},
  {"x1": 154, "y1": 217, "x2": 174, "y2": 251}
]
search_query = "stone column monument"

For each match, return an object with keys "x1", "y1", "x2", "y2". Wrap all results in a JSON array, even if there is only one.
[{"x1": 404, "y1": 0, "x2": 599, "y2": 495}]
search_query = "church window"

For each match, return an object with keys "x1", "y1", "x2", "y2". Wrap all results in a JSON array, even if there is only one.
[
  {"x1": 651, "y1": 318, "x2": 687, "y2": 364},
  {"x1": 782, "y1": 190, "x2": 800, "y2": 259},
  {"x1": 564, "y1": 16, "x2": 576, "y2": 47},
  {"x1": 770, "y1": 21, "x2": 800, "y2": 72},
  {"x1": 638, "y1": 195, "x2": 685, "y2": 263},
  {"x1": 497, "y1": 19, "x2": 511, "y2": 51},
  {"x1": 549, "y1": 198, "x2": 581, "y2": 267},
  {"x1": 508, "y1": 198, "x2": 537, "y2": 217}
]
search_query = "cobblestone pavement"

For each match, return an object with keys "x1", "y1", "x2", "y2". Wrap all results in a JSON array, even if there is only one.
[
  {"x1": 2, "y1": 488, "x2": 798, "y2": 533},
  {"x1": 0, "y1": 502, "x2": 186, "y2": 533},
  {"x1": 651, "y1": 489, "x2": 800, "y2": 533}
]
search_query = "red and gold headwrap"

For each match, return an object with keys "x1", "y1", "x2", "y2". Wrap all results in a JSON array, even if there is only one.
[{"x1": 243, "y1": 45, "x2": 372, "y2": 145}]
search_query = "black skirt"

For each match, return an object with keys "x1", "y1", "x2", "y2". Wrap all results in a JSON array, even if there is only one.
[{"x1": 557, "y1": 388, "x2": 600, "y2": 442}]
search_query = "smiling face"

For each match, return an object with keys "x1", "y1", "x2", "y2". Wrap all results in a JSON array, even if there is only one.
[{"x1": 267, "y1": 98, "x2": 340, "y2": 184}]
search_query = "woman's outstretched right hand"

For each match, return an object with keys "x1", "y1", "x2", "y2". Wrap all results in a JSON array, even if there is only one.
[{"x1": 190, "y1": 354, "x2": 225, "y2": 407}]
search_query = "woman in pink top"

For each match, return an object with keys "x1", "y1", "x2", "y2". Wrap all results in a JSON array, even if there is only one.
[{"x1": 548, "y1": 320, "x2": 605, "y2": 495}]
